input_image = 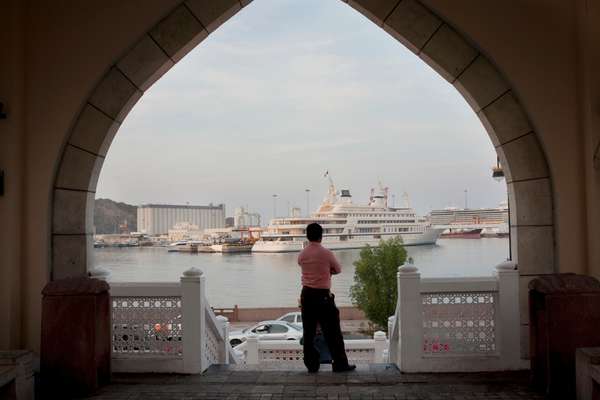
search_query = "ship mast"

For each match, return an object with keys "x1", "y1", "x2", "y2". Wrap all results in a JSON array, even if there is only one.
[{"x1": 323, "y1": 172, "x2": 338, "y2": 205}]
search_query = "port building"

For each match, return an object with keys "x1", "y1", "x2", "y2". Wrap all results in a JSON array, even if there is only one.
[
  {"x1": 233, "y1": 207, "x2": 261, "y2": 228},
  {"x1": 137, "y1": 204, "x2": 225, "y2": 235}
]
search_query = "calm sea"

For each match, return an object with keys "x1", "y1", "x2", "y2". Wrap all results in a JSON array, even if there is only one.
[{"x1": 94, "y1": 238, "x2": 509, "y2": 308}]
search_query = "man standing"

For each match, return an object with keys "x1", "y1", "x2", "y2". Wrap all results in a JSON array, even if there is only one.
[{"x1": 298, "y1": 223, "x2": 356, "y2": 373}]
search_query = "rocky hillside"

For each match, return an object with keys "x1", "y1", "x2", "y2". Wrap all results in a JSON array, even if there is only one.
[{"x1": 94, "y1": 198, "x2": 137, "y2": 234}]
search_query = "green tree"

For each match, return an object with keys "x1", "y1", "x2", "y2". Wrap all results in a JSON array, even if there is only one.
[{"x1": 350, "y1": 237, "x2": 407, "y2": 330}]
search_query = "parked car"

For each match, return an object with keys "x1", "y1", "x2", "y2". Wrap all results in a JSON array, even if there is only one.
[
  {"x1": 277, "y1": 311, "x2": 302, "y2": 328},
  {"x1": 229, "y1": 320, "x2": 302, "y2": 346}
]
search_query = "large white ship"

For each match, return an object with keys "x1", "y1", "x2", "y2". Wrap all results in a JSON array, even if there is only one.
[
  {"x1": 252, "y1": 179, "x2": 443, "y2": 253},
  {"x1": 429, "y1": 203, "x2": 509, "y2": 238}
]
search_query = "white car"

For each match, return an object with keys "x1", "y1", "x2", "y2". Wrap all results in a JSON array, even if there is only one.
[
  {"x1": 229, "y1": 320, "x2": 303, "y2": 347},
  {"x1": 277, "y1": 311, "x2": 302, "y2": 329}
]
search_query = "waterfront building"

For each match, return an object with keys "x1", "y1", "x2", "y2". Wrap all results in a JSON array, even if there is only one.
[
  {"x1": 137, "y1": 204, "x2": 225, "y2": 235},
  {"x1": 233, "y1": 207, "x2": 261, "y2": 228},
  {"x1": 167, "y1": 222, "x2": 203, "y2": 242}
]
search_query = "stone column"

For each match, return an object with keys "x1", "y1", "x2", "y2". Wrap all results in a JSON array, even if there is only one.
[
  {"x1": 495, "y1": 260, "x2": 520, "y2": 369},
  {"x1": 387, "y1": 315, "x2": 396, "y2": 363},
  {"x1": 181, "y1": 267, "x2": 206, "y2": 373},
  {"x1": 396, "y1": 262, "x2": 423, "y2": 372},
  {"x1": 373, "y1": 331, "x2": 387, "y2": 363},
  {"x1": 245, "y1": 334, "x2": 259, "y2": 365},
  {"x1": 216, "y1": 315, "x2": 230, "y2": 364}
]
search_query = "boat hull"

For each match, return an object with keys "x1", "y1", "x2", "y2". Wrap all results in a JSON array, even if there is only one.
[
  {"x1": 441, "y1": 228, "x2": 482, "y2": 239},
  {"x1": 252, "y1": 229, "x2": 443, "y2": 253},
  {"x1": 211, "y1": 243, "x2": 253, "y2": 253}
]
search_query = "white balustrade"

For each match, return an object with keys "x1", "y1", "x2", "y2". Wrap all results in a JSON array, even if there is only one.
[
  {"x1": 236, "y1": 332, "x2": 388, "y2": 366},
  {"x1": 388, "y1": 260, "x2": 524, "y2": 372},
  {"x1": 90, "y1": 260, "x2": 524, "y2": 373},
  {"x1": 90, "y1": 267, "x2": 237, "y2": 374}
]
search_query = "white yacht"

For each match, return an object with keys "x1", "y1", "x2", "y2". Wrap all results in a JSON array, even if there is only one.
[{"x1": 252, "y1": 179, "x2": 443, "y2": 253}]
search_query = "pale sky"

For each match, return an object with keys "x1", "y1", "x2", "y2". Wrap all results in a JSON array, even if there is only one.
[{"x1": 96, "y1": 0, "x2": 507, "y2": 220}]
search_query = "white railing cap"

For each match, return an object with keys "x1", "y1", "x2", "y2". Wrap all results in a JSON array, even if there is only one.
[
  {"x1": 182, "y1": 267, "x2": 203, "y2": 277},
  {"x1": 216, "y1": 315, "x2": 229, "y2": 322},
  {"x1": 374, "y1": 331, "x2": 387, "y2": 340},
  {"x1": 398, "y1": 262, "x2": 418, "y2": 274},
  {"x1": 495, "y1": 260, "x2": 518, "y2": 271},
  {"x1": 246, "y1": 333, "x2": 258, "y2": 341}
]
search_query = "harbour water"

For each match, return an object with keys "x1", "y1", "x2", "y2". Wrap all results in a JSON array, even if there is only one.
[{"x1": 94, "y1": 238, "x2": 509, "y2": 307}]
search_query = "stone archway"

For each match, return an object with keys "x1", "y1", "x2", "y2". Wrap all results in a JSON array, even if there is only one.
[{"x1": 50, "y1": 0, "x2": 555, "y2": 357}]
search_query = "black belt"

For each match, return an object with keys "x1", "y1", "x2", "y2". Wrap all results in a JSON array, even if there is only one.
[{"x1": 302, "y1": 286, "x2": 331, "y2": 294}]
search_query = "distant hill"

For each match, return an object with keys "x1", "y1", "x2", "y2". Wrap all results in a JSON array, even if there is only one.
[{"x1": 94, "y1": 198, "x2": 137, "y2": 234}]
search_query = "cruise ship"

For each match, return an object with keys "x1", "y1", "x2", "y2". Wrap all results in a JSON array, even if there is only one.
[
  {"x1": 252, "y1": 180, "x2": 443, "y2": 253},
  {"x1": 429, "y1": 203, "x2": 509, "y2": 238}
]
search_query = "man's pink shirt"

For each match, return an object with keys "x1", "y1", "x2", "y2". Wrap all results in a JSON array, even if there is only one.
[{"x1": 297, "y1": 242, "x2": 342, "y2": 289}]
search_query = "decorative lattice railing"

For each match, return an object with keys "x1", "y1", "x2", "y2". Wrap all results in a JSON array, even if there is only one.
[
  {"x1": 388, "y1": 261, "x2": 523, "y2": 372},
  {"x1": 112, "y1": 295, "x2": 183, "y2": 357},
  {"x1": 422, "y1": 291, "x2": 497, "y2": 355},
  {"x1": 93, "y1": 267, "x2": 237, "y2": 374},
  {"x1": 234, "y1": 332, "x2": 387, "y2": 366}
]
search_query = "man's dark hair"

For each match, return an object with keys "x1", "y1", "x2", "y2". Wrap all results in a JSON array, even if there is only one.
[{"x1": 306, "y1": 223, "x2": 323, "y2": 242}]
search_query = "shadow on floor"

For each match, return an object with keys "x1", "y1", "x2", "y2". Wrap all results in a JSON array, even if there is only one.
[{"x1": 78, "y1": 364, "x2": 544, "y2": 399}]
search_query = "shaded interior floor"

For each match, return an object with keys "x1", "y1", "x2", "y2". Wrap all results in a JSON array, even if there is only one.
[{"x1": 79, "y1": 364, "x2": 544, "y2": 400}]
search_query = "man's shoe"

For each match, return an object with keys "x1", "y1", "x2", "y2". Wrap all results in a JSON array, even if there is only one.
[{"x1": 332, "y1": 364, "x2": 356, "y2": 373}]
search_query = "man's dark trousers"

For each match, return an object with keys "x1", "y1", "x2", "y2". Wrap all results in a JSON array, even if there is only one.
[{"x1": 300, "y1": 286, "x2": 349, "y2": 371}]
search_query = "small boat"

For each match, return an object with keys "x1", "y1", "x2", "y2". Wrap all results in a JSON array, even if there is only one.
[
  {"x1": 217, "y1": 243, "x2": 253, "y2": 253},
  {"x1": 167, "y1": 241, "x2": 199, "y2": 253}
]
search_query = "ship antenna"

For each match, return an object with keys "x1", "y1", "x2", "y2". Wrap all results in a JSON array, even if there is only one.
[{"x1": 403, "y1": 192, "x2": 410, "y2": 208}]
